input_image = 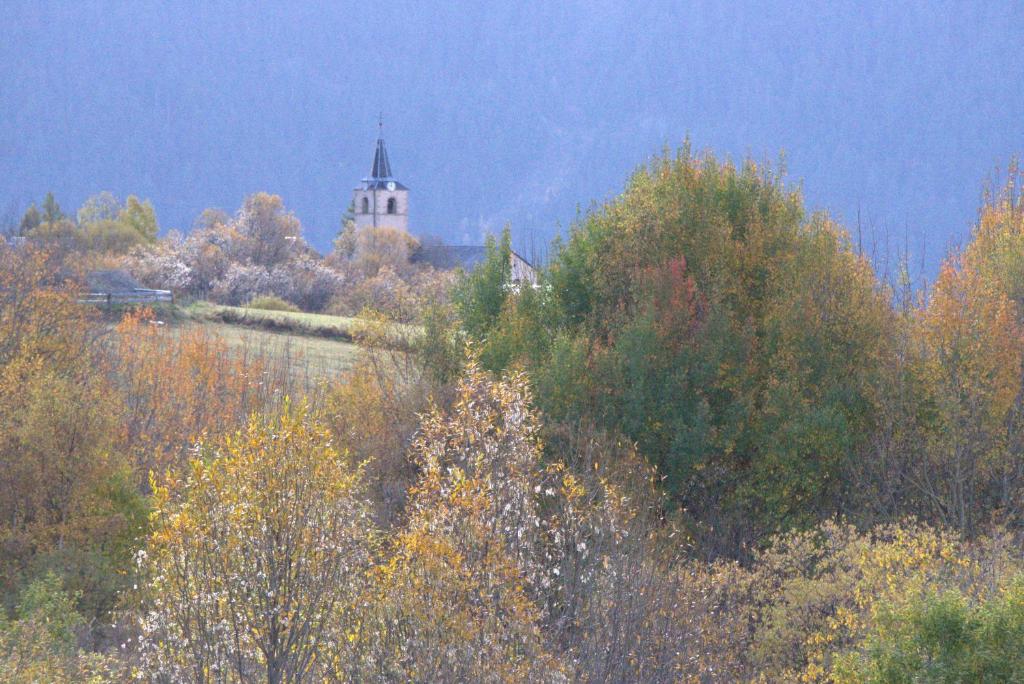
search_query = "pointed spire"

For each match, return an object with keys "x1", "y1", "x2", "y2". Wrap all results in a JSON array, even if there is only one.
[{"x1": 370, "y1": 115, "x2": 393, "y2": 179}]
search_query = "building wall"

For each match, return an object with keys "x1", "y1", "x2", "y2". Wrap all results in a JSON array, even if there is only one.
[
  {"x1": 510, "y1": 252, "x2": 537, "y2": 285},
  {"x1": 352, "y1": 188, "x2": 409, "y2": 232}
]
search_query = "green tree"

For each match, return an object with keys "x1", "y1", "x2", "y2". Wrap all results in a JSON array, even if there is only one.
[
  {"x1": 76, "y1": 191, "x2": 120, "y2": 225},
  {"x1": 17, "y1": 204, "x2": 40, "y2": 236},
  {"x1": 453, "y1": 226, "x2": 512, "y2": 342},
  {"x1": 835, "y1": 578, "x2": 1024, "y2": 683},
  {"x1": 75, "y1": 192, "x2": 158, "y2": 252},
  {"x1": 460, "y1": 147, "x2": 894, "y2": 553},
  {"x1": 117, "y1": 195, "x2": 158, "y2": 241},
  {"x1": 41, "y1": 192, "x2": 63, "y2": 225}
]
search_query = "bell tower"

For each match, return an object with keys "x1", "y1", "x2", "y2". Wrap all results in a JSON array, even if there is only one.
[{"x1": 352, "y1": 119, "x2": 409, "y2": 232}]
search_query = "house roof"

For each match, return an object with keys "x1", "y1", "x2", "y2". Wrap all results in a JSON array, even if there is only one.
[{"x1": 85, "y1": 269, "x2": 142, "y2": 293}]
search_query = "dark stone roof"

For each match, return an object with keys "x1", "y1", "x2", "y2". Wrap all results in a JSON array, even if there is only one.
[
  {"x1": 411, "y1": 245, "x2": 489, "y2": 271},
  {"x1": 85, "y1": 269, "x2": 142, "y2": 293},
  {"x1": 361, "y1": 179, "x2": 409, "y2": 191},
  {"x1": 371, "y1": 137, "x2": 392, "y2": 179},
  {"x1": 359, "y1": 135, "x2": 408, "y2": 190}
]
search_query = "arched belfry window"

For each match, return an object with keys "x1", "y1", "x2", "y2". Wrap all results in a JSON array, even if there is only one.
[
  {"x1": 361, "y1": 197, "x2": 369, "y2": 214},
  {"x1": 387, "y1": 197, "x2": 397, "y2": 214}
]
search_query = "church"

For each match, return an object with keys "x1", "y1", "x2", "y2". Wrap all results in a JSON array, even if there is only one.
[
  {"x1": 351, "y1": 128, "x2": 409, "y2": 232},
  {"x1": 351, "y1": 125, "x2": 536, "y2": 285}
]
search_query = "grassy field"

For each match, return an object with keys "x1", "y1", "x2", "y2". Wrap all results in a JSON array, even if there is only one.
[
  {"x1": 162, "y1": 301, "x2": 426, "y2": 386},
  {"x1": 185, "y1": 301, "x2": 361, "y2": 336},
  {"x1": 183, "y1": 301, "x2": 422, "y2": 352},
  {"x1": 173, "y1": 319, "x2": 362, "y2": 385}
]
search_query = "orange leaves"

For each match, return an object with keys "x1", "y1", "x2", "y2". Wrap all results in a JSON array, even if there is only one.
[
  {"x1": 642, "y1": 254, "x2": 704, "y2": 350},
  {"x1": 922, "y1": 258, "x2": 1023, "y2": 428},
  {"x1": 113, "y1": 308, "x2": 276, "y2": 473}
]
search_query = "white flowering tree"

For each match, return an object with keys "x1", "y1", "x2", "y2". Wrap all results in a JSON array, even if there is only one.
[
  {"x1": 137, "y1": 403, "x2": 375, "y2": 683},
  {"x1": 356, "y1": 362, "x2": 569, "y2": 681}
]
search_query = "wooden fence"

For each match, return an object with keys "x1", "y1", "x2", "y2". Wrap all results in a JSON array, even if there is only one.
[{"x1": 79, "y1": 289, "x2": 174, "y2": 306}]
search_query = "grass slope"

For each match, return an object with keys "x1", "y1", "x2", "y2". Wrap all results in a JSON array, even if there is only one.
[
  {"x1": 185, "y1": 301, "x2": 363, "y2": 339},
  {"x1": 184, "y1": 301, "x2": 422, "y2": 350},
  {"x1": 175, "y1": 320, "x2": 361, "y2": 383}
]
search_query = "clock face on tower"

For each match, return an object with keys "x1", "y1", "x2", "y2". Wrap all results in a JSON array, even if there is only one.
[{"x1": 386, "y1": 181, "x2": 396, "y2": 191}]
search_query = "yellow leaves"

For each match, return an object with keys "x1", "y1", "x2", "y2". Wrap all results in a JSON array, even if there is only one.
[
  {"x1": 138, "y1": 404, "x2": 378, "y2": 680},
  {"x1": 560, "y1": 471, "x2": 587, "y2": 502}
]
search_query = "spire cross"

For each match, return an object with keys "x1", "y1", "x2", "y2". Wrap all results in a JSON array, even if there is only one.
[{"x1": 378, "y1": 112, "x2": 383, "y2": 136}]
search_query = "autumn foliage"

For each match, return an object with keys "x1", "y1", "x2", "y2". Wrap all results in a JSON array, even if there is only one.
[
  {"x1": 114, "y1": 309, "x2": 285, "y2": 474},
  {"x1": 6, "y1": 156, "x2": 1024, "y2": 681}
]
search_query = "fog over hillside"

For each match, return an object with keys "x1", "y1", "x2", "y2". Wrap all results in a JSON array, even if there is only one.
[{"x1": 2, "y1": 1, "x2": 1022, "y2": 272}]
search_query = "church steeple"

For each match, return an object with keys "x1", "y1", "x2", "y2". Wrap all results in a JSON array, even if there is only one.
[
  {"x1": 370, "y1": 136, "x2": 393, "y2": 179},
  {"x1": 352, "y1": 118, "x2": 409, "y2": 232}
]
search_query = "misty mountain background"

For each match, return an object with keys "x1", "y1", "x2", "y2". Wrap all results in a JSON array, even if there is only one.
[{"x1": 2, "y1": 1, "x2": 1022, "y2": 275}]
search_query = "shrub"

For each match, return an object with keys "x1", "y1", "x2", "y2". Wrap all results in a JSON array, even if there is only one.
[
  {"x1": 270, "y1": 255, "x2": 345, "y2": 312},
  {"x1": 0, "y1": 573, "x2": 124, "y2": 682},
  {"x1": 0, "y1": 246, "x2": 139, "y2": 630},
  {"x1": 328, "y1": 264, "x2": 416, "y2": 321},
  {"x1": 120, "y1": 233, "x2": 193, "y2": 292},
  {"x1": 245, "y1": 294, "x2": 300, "y2": 312},
  {"x1": 834, "y1": 577, "x2": 1024, "y2": 683},
  {"x1": 210, "y1": 262, "x2": 272, "y2": 305}
]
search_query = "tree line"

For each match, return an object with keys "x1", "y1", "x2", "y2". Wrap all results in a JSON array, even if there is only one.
[{"x1": 2, "y1": 148, "x2": 1024, "y2": 681}]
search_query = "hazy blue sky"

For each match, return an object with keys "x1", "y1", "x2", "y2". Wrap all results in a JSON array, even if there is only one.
[{"x1": 2, "y1": 1, "x2": 1022, "y2": 273}]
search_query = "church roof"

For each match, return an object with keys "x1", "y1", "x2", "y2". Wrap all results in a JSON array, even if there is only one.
[
  {"x1": 411, "y1": 245, "x2": 489, "y2": 271},
  {"x1": 410, "y1": 245, "x2": 535, "y2": 275},
  {"x1": 359, "y1": 129, "x2": 408, "y2": 190},
  {"x1": 361, "y1": 178, "x2": 409, "y2": 191},
  {"x1": 371, "y1": 137, "x2": 392, "y2": 179}
]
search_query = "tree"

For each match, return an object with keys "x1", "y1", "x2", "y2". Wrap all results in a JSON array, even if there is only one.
[
  {"x1": 21, "y1": 193, "x2": 76, "y2": 253},
  {"x1": 460, "y1": 148, "x2": 893, "y2": 554},
  {"x1": 908, "y1": 260, "x2": 1023, "y2": 534},
  {"x1": 76, "y1": 191, "x2": 120, "y2": 225},
  {"x1": 138, "y1": 404, "x2": 375, "y2": 683},
  {"x1": 0, "y1": 245, "x2": 145, "y2": 631},
  {"x1": 192, "y1": 207, "x2": 230, "y2": 232},
  {"x1": 331, "y1": 216, "x2": 357, "y2": 260},
  {"x1": 867, "y1": 167, "x2": 1024, "y2": 536},
  {"x1": 453, "y1": 226, "x2": 512, "y2": 342},
  {"x1": 41, "y1": 192, "x2": 64, "y2": 225},
  {"x1": 117, "y1": 195, "x2": 158, "y2": 242},
  {"x1": 233, "y1": 192, "x2": 302, "y2": 268},
  {"x1": 349, "y1": 225, "x2": 418, "y2": 278},
  {"x1": 75, "y1": 192, "x2": 158, "y2": 252},
  {"x1": 17, "y1": 204, "x2": 40, "y2": 236},
  {"x1": 362, "y1": 363, "x2": 564, "y2": 681}
]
